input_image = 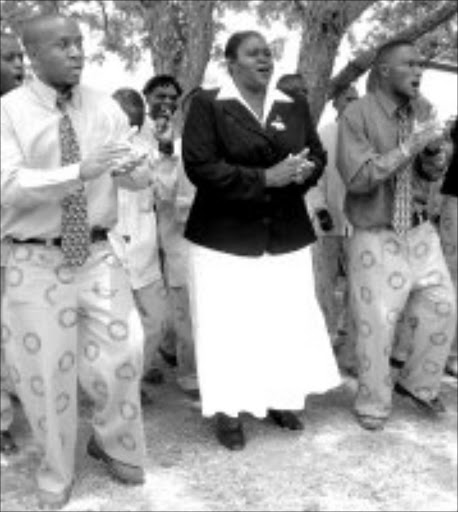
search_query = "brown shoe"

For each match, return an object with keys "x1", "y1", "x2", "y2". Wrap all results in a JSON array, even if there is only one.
[
  {"x1": 37, "y1": 485, "x2": 72, "y2": 510},
  {"x1": 87, "y1": 436, "x2": 144, "y2": 485}
]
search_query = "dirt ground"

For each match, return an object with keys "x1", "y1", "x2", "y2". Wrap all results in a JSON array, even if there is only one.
[{"x1": 1, "y1": 368, "x2": 457, "y2": 512}]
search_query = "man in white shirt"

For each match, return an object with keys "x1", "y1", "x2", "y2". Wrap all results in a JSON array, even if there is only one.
[
  {"x1": 1, "y1": 14, "x2": 146, "y2": 509},
  {"x1": 307, "y1": 84, "x2": 359, "y2": 375}
]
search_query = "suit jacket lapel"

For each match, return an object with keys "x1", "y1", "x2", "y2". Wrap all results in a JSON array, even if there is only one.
[{"x1": 221, "y1": 100, "x2": 271, "y2": 141}]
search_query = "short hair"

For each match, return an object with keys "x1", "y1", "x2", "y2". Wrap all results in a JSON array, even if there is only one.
[
  {"x1": 374, "y1": 38, "x2": 415, "y2": 66},
  {"x1": 20, "y1": 14, "x2": 71, "y2": 50},
  {"x1": 142, "y1": 74, "x2": 182, "y2": 98},
  {"x1": 224, "y1": 30, "x2": 263, "y2": 61},
  {"x1": 112, "y1": 88, "x2": 145, "y2": 113}
]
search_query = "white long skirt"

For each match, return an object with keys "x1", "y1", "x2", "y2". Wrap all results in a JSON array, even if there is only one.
[{"x1": 188, "y1": 243, "x2": 342, "y2": 418}]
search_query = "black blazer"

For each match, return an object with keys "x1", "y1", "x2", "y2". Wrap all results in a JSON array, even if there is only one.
[{"x1": 182, "y1": 87, "x2": 327, "y2": 256}]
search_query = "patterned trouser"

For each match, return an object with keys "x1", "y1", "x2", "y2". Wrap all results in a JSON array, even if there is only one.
[
  {"x1": 348, "y1": 222, "x2": 456, "y2": 419},
  {"x1": 1, "y1": 242, "x2": 146, "y2": 493},
  {"x1": 440, "y1": 196, "x2": 457, "y2": 361}
]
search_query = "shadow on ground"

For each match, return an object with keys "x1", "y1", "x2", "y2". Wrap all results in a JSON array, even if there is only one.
[{"x1": 1, "y1": 369, "x2": 456, "y2": 512}]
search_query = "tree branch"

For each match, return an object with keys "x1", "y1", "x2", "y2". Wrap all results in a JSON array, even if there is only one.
[{"x1": 329, "y1": 1, "x2": 458, "y2": 98}]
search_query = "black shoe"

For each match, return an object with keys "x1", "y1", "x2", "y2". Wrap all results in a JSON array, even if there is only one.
[
  {"x1": 389, "y1": 357, "x2": 405, "y2": 369},
  {"x1": 0, "y1": 430, "x2": 18, "y2": 455},
  {"x1": 394, "y1": 382, "x2": 446, "y2": 414},
  {"x1": 268, "y1": 409, "x2": 304, "y2": 431},
  {"x1": 158, "y1": 347, "x2": 178, "y2": 368},
  {"x1": 215, "y1": 414, "x2": 245, "y2": 451}
]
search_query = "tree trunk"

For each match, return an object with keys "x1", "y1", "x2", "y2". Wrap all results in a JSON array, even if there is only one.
[
  {"x1": 142, "y1": 0, "x2": 216, "y2": 94},
  {"x1": 295, "y1": 0, "x2": 375, "y2": 122}
]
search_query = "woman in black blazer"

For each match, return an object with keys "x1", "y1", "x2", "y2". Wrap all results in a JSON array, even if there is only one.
[{"x1": 182, "y1": 31, "x2": 341, "y2": 450}]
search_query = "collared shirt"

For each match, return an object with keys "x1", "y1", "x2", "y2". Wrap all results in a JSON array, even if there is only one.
[
  {"x1": 216, "y1": 77, "x2": 293, "y2": 127},
  {"x1": 1, "y1": 77, "x2": 133, "y2": 240},
  {"x1": 336, "y1": 90, "x2": 439, "y2": 230},
  {"x1": 306, "y1": 120, "x2": 351, "y2": 236}
]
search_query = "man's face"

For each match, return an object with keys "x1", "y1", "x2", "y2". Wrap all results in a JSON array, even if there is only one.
[
  {"x1": 1, "y1": 36, "x2": 24, "y2": 95},
  {"x1": 146, "y1": 83, "x2": 180, "y2": 120},
  {"x1": 30, "y1": 18, "x2": 84, "y2": 90},
  {"x1": 381, "y1": 45, "x2": 423, "y2": 100}
]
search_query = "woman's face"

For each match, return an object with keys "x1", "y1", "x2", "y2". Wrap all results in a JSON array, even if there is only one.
[{"x1": 230, "y1": 35, "x2": 273, "y2": 92}]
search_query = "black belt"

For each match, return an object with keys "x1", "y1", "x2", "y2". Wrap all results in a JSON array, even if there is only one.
[{"x1": 10, "y1": 227, "x2": 109, "y2": 247}]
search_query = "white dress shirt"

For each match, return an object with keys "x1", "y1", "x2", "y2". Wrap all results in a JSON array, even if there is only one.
[{"x1": 1, "y1": 77, "x2": 137, "y2": 241}]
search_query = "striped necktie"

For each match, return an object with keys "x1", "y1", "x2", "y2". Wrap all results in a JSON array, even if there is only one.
[
  {"x1": 392, "y1": 105, "x2": 413, "y2": 236},
  {"x1": 57, "y1": 92, "x2": 91, "y2": 266}
]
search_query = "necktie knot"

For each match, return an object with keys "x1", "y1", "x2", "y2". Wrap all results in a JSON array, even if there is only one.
[{"x1": 56, "y1": 90, "x2": 73, "y2": 112}]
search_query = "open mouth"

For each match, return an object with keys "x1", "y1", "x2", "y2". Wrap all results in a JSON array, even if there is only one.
[
  {"x1": 13, "y1": 73, "x2": 23, "y2": 85},
  {"x1": 411, "y1": 80, "x2": 420, "y2": 90}
]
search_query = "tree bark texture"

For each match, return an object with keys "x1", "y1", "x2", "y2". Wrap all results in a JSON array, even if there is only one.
[{"x1": 141, "y1": 0, "x2": 216, "y2": 94}]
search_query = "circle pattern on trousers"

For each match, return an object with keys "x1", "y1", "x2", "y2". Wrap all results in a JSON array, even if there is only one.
[
  {"x1": 56, "y1": 392, "x2": 71, "y2": 414},
  {"x1": 115, "y1": 362, "x2": 137, "y2": 381},
  {"x1": 7, "y1": 365, "x2": 20, "y2": 385},
  {"x1": 30, "y1": 375, "x2": 44, "y2": 396},
  {"x1": 384, "y1": 238, "x2": 401, "y2": 255},
  {"x1": 383, "y1": 344, "x2": 392, "y2": 357},
  {"x1": 13, "y1": 245, "x2": 33, "y2": 262},
  {"x1": 58, "y1": 308, "x2": 78, "y2": 328},
  {"x1": 430, "y1": 332, "x2": 448, "y2": 346},
  {"x1": 119, "y1": 400, "x2": 139, "y2": 421},
  {"x1": 358, "y1": 383, "x2": 371, "y2": 398},
  {"x1": 55, "y1": 264, "x2": 75, "y2": 284},
  {"x1": 59, "y1": 351, "x2": 76, "y2": 373},
  {"x1": 414, "y1": 387, "x2": 433, "y2": 402},
  {"x1": 84, "y1": 340, "x2": 100, "y2": 362},
  {"x1": 360, "y1": 286, "x2": 373, "y2": 305},
  {"x1": 118, "y1": 433, "x2": 136, "y2": 451},
  {"x1": 388, "y1": 272, "x2": 406, "y2": 290},
  {"x1": 435, "y1": 301, "x2": 452, "y2": 318},
  {"x1": 387, "y1": 309, "x2": 402, "y2": 325},
  {"x1": 414, "y1": 242, "x2": 429, "y2": 259},
  {"x1": 7, "y1": 267, "x2": 24, "y2": 287},
  {"x1": 23, "y1": 332, "x2": 42, "y2": 355},
  {"x1": 1, "y1": 324, "x2": 12, "y2": 346},
  {"x1": 360, "y1": 251, "x2": 376, "y2": 269},
  {"x1": 107, "y1": 320, "x2": 129, "y2": 342},
  {"x1": 422, "y1": 360, "x2": 440, "y2": 375},
  {"x1": 359, "y1": 321, "x2": 372, "y2": 339}
]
